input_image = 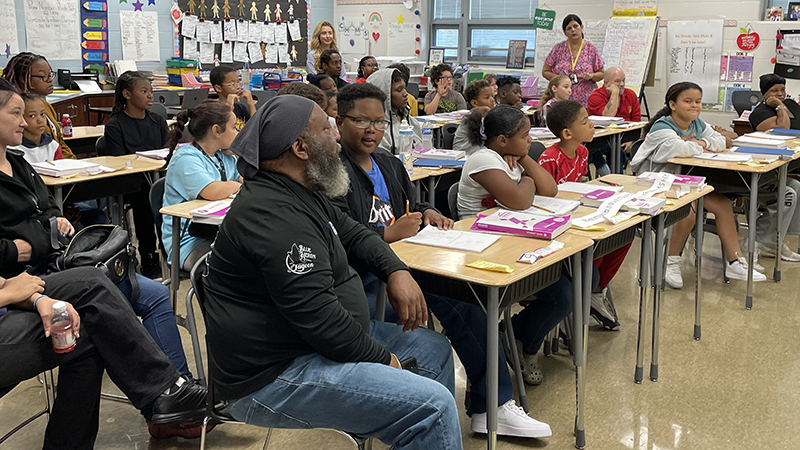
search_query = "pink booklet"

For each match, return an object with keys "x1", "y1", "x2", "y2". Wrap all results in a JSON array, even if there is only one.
[
  {"x1": 580, "y1": 189, "x2": 618, "y2": 207},
  {"x1": 470, "y1": 210, "x2": 572, "y2": 240}
]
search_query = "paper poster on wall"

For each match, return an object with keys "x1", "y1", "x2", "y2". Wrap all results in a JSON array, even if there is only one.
[
  {"x1": 339, "y1": 16, "x2": 368, "y2": 54},
  {"x1": 612, "y1": 0, "x2": 657, "y2": 16},
  {"x1": 120, "y1": 11, "x2": 161, "y2": 62},
  {"x1": 24, "y1": 0, "x2": 81, "y2": 60},
  {"x1": 533, "y1": 20, "x2": 608, "y2": 91},
  {"x1": 0, "y1": 0, "x2": 19, "y2": 55},
  {"x1": 667, "y1": 20, "x2": 724, "y2": 103},
  {"x1": 719, "y1": 54, "x2": 728, "y2": 81},
  {"x1": 386, "y1": 22, "x2": 416, "y2": 56},
  {"x1": 727, "y1": 53, "x2": 753, "y2": 82},
  {"x1": 601, "y1": 17, "x2": 658, "y2": 95}
]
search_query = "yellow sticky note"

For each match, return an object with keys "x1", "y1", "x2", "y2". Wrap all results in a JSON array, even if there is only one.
[
  {"x1": 571, "y1": 224, "x2": 606, "y2": 231},
  {"x1": 466, "y1": 260, "x2": 514, "y2": 273}
]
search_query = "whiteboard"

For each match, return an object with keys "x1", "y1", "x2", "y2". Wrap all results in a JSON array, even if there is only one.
[
  {"x1": 387, "y1": 22, "x2": 416, "y2": 57},
  {"x1": 532, "y1": 20, "x2": 607, "y2": 92},
  {"x1": 120, "y1": 11, "x2": 161, "y2": 62},
  {"x1": 24, "y1": 0, "x2": 80, "y2": 60},
  {"x1": 601, "y1": 17, "x2": 658, "y2": 96}
]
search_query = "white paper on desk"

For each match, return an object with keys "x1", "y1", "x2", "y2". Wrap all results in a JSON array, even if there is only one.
[
  {"x1": 221, "y1": 41, "x2": 233, "y2": 63},
  {"x1": 85, "y1": 165, "x2": 117, "y2": 175},
  {"x1": 402, "y1": 225, "x2": 500, "y2": 253},
  {"x1": 237, "y1": 20, "x2": 249, "y2": 42},
  {"x1": 693, "y1": 152, "x2": 753, "y2": 162},
  {"x1": 636, "y1": 172, "x2": 675, "y2": 197},
  {"x1": 288, "y1": 20, "x2": 301, "y2": 41},
  {"x1": 223, "y1": 20, "x2": 236, "y2": 42},
  {"x1": 135, "y1": 148, "x2": 169, "y2": 160},
  {"x1": 262, "y1": 22, "x2": 275, "y2": 44},
  {"x1": 199, "y1": 42, "x2": 216, "y2": 64},
  {"x1": 274, "y1": 22, "x2": 287, "y2": 44},
  {"x1": 74, "y1": 80, "x2": 101, "y2": 94},
  {"x1": 249, "y1": 21, "x2": 263, "y2": 43},
  {"x1": 527, "y1": 197, "x2": 580, "y2": 216},
  {"x1": 558, "y1": 181, "x2": 624, "y2": 195},
  {"x1": 572, "y1": 192, "x2": 635, "y2": 228},
  {"x1": 277, "y1": 43, "x2": 288, "y2": 63},
  {"x1": 248, "y1": 42, "x2": 264, "y2": 63},
  {"x1": 264, "y1": 44, "x2": 278, "y2": 63},
  {"x1": 183, "y1": 37, "x2": 198, "y2": 60},
  {"x1": 210, "y1": 22, "x2": 224, "y2": 44},
  {"x1": 234, "y1": 41, "x2": 249, "y2": 62},
  {"x1": 181, "y1": 15, "x2": 198, "y2": 38},
  {"x1": 195, "y1": 21, "x2": 211, "y2": 43}
]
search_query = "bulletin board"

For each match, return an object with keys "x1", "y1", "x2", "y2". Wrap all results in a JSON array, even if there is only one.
[
  {"x1": 175, "y1": 0, "x2": 308, "y2": 68},
  {"x1": 336, "y1": 6, "x2": 422, "y2": 61}
]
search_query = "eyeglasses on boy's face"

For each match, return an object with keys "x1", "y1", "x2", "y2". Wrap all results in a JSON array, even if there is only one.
[
  {"x1": 221, "y1": 81, "x2": 242, "y2": 88},
  {"x1": 340, "y1": 115, "x2": 389, "y2": 131},
  {"x1": 32, "y1": 70, "x2": 56, "y2": 81}
]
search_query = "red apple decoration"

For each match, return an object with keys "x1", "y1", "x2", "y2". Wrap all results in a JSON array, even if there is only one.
[{"x1": 737, "y1": 28, "x2": 760, "y2": 51}]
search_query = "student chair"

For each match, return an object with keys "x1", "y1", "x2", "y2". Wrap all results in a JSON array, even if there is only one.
[
  {"x1": 188, "y1": 255, "x2": 373, "y2": 450},
  {"x1": 528, "y1": 141, "x2": 546, "y2": 161},
  {"x1": 95, "y1": 136, "x2": 106, "y2": 156},
  {"x1": 150, "y1": 103, "x2": 169, "y2": 121},
  {"x1": 0, "y1": 371, "x2": 56, "y2": 445},
  {"x1": 253, "y1": 90, "x2": 277, "y2": 110},
  {"x1": 148, "y1": 177, "x2": 206, "y2": 385},
  {"x1": 406, "y1": 83, "x2": 420, "y2": 99},
  {"x1": 441, "y1": 123, "x2": 458, "y2": 149},
  {"x1": 155, "y1": 91, "x2": 182, "y2": 107},
  {"x1": 731, "y1": 91, "x2": 763, "y2": 116}
]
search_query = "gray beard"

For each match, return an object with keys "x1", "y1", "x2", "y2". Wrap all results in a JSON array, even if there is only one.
[{"x1": 306, "y1": 138, "x2": 350, "y2": 198}]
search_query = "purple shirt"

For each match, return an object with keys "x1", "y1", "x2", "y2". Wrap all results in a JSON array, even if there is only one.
[{"x1": 544, "y1": 40, "x2": 604, "y2": 108}]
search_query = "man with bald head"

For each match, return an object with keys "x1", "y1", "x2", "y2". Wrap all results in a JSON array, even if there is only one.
[
  {"x1": 587, "y1": 66, "x2": 642, "y2": 172},
  {"x1": 201, "y1": 95, "x2": 462, "y2": 449}
]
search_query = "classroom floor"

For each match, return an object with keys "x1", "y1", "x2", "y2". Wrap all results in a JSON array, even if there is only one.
[{"x1": 2, "y1": 231, "x2": 800, "y2": 450}]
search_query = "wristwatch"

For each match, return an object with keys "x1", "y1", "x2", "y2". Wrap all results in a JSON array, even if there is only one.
[{"x1": 776, "y1": 104, "x2": 787, "y2": 111}]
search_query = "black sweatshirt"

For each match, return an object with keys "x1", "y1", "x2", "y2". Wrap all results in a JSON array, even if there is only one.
[
  {"x1": 0, "y1": 150, "x2": 62, "y2": 278},
  {"x1": 202, "y1": 170, "x2": 408, "y2": 401}
]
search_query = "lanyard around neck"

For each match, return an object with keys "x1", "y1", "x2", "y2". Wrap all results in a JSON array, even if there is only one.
[
  {"x1": 194, "y1": 142, "x2": 227, "y2": 182},
  {"x1": 570, "y1": 40, "x2": 585, "y2": 72}
]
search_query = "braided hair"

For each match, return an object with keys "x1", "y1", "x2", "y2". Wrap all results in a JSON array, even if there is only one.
[
  {"x1": 3, "y1": 52, "x2": 48, "y2": 93},
  {"x1": 112, "y1": 71, "x2": 150, "y2": 115}
]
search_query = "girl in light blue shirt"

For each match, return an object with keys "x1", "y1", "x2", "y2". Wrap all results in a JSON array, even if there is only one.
[{"x1": 163, "y1": 100, "x2": 242, "y2": 270}]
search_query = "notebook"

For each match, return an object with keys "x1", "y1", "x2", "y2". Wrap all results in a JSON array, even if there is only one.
[
  {"x1": 136, "y1": 148, "x2": 170, "y2": 160},
  {"x1": 470, "y1": 210, "x2": 572, "y2": 240},
  {"x1": 190, "y1": 200, "x2": 232, "y2": 225},
  {"x1": 694, "y1": 152, "x2": 753, "y2": 162},
  {"x1": 581, "y1": 191, "x2": 665, "y2": 215},
  {"x1": 731, "y1": 136, "x2": 788, "y2": 148},
  {"x1": 413, "y1": 159, "x2": 466, "y2": 168},
  {"x1": 402, "y1": 225, "x2": 500, "y2": 253},
  {"x1": 31, "y1": 159, "x2": 101, "y2": 177},
  {"x1": 766, "y1": 128, "x2": 800, "y2": 137},
  {"x1": 637, "y1": 172, "x2": 706, "y2": 190},
  {"x1": 558, "y1": 181, "x2": 624, "y2": 195},
  {"x1": 732, "y1": 146, "x2": 796, "y2": 157},
  {"x1": 412, "y1": 148, "x2": 466, "y2": 160},
  {"x1": 528, "y1": 196, "x2": 580, "y2": 215}
]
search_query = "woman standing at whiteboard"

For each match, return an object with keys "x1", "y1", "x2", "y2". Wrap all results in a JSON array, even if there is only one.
[
  {"x1": 307, "y1": 21, "x2": 347, "y2": 82},
  {"x1": 541, "y1": 14, "x2": 604, "y2": 108}
]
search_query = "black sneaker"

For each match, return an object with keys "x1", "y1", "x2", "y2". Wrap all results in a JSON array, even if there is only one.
[
  {"x1": 590, "y1": 287, "x2": 620, "y2": 331},
  {"x1": 150, "y1": 379, "x2": 208, "y2": 425}
]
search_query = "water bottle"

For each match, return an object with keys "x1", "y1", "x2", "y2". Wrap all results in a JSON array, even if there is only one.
[
  {"x1": 50, "y1": 301, "x2": 76, "y2": 354},
  {"x1": 398, "y1": 119, "x2": 414, "y2": 176},
  {"x1": 421, "y1": 126, "x2": 434, "y2": 150},
  {"x1": 61, "y1": 114, "x2": 72, "y2": 138}
]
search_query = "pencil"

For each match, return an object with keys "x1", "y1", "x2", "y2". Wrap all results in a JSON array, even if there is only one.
[
  {"x1": 406, "y1": 200, "x2": 410, "y2": 215},
  {"x1": 531, "y1": 204, "x2": 554, "y2": 214},
  {"x1": 598, "y1": 179, "x2": 620, "y2": 187},
  {"x1": 45, "y1": 160, "x2": 56, "y2": 166}
]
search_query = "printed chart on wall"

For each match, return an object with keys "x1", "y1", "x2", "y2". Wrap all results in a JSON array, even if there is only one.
[
  {"x1": 120, "y1": 11, "x2": 160, "y2": 61},
  {"x1": 176, "y1": 0, "x2": 308, "y2": 68},
  {"x1": 24, "y1": 0, "x2": 81, "y2": 60},
  {"x1": 601, "y1": 17, "x2": 658, "y2": 96},
  {"x1": 719, "y1": 52, "x2": 753, "y2": 113},
  {"x1": 0, "y1": 0, "x2": 19, "y2": 59},
  {"x1": 532, "y1": 20, "x2": 607, "y2": 92},
  {"x1": 667, "y1": 20, "x2": 724, "y2": 104},
  {"x1": 80, "y1": 0, "x2": 108, "y2": 73}
]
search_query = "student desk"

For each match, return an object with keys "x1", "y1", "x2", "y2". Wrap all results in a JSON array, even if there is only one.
[
  {"x1": 535, "y1": 122, "x2": 647, "y2": 174},
  {"x1": 64, "y1": 126, "x2": 106, "y2": 157},
  {"x1": 41, "y1": 155, "x2": 165, "y2": 212},
  {"x1": 409, "y1": 166, "x2": 459, "y2": 208},
  {"x1": 65, "y1": 126, "x2": 105, "y2": 140},
  {"x1": 578, "y1": 174, "x2": 714, "y2": 383},
  {"x1": 390, "y1": 223, "x2": 594, "y2": 449},
  {"x1": 732, "y1": 118, "x2": 754, "y2": 136},
  {"x1": 668, "y1": 151, "x2": 800, "y2": 309}
]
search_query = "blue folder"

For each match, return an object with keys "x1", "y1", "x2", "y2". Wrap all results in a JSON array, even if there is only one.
[
  {"x1": 413, "y1": 159, "x2": 466, "y2": 167},
  {"x1": 732, "y1": 146, "x2": 795, "y2": 157},
  {"x1": 767, "y1": 128, "x2": 800, "y2": 137}
]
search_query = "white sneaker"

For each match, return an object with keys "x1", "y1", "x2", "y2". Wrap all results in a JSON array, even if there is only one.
[
  {"x1": 758, "y1": 242, "x2": 800, "y2": 262},
  {"x1": 665, "y1": 256, "x2": 683, "y2": 289},
  {"x1": 725, "y1": 257, "x2": 767, "y2": 282},
  {"x1": 471, "y1": 400, "x2": 552, "y2": 438},
  {"x1": 741, "y1": 238, "x2": 766, "y2": 273}
]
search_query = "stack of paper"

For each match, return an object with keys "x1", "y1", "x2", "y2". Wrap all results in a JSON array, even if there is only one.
[
  {"x1": 558, "y1": 181, "x2": 624, "y2": 195},
  {"x1": 402, "y1": 225, "x2": 500, "y2": 253},
  {"x1": 589, "y1": 116, "x2": 624, "y2": 127},
  {"x1": 529, "y1": 127, "x2": 556, "y2": 139},
  {"x1": 581, "y1": 190, "x2": 664, "y2": 215},
  {"x1": 527, "y1": 196, "x2": 580, "y2": 215},
  {"x1": 412, "y1": 148, "x2": 465, "y2": 160},
  {"x1": 108, "y1": 60, "x2": 138, "y2": 78},
  {"x1": 637, "y1": 172, "x2": 706, "y2": 190},
  {"x1": 731, "y1": 135, "x2": 788, "y2": 148},
  {"x1": 136, "y1": 148, "x2": 170, "y2": 160},
  {"x1": 470, "y1": 209, "x2": 572, "y2": 240},
  {"x1": 694, "y1": 152, "x2": 753, "y2": 162},
  {"x1": 190, "y1": 200, "x2": 232, "y2": 226},
  {"x1": 31, "y1": 159, "x2": 101, "y2": 177}
]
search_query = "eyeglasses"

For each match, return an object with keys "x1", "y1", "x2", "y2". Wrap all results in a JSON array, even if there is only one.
[
  {"x1": 31, "y1": 70, "x2": 56, "y2": 81},
  {"x1": 341, "y1": 115, "x2": 389, "y2": 131},
  {"x1": 438, "y1": 75, "x2": 453, "y2": 81},
  {"x1": 365, "y1": 63, "x2": 380, "y2": 68},
  {"x1": 221, "y1": 81, "x2": 242, "y2": 88}
]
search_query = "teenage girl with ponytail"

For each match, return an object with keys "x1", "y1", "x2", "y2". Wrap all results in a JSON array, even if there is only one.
[
  {"x1": 457, "y1": 105, "x2": 576, "y2": 388},
  {"x1": 630, "y1": 81, "x2": 766, "y2": 287},
  {"x1": 162, "y1": 100, "x2": 242, "y2": 271},
  {"x1": 103, "y1": 71, "x2": 169, "y2": 277}
]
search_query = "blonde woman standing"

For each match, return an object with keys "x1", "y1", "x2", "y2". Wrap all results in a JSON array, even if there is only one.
[{"x1": 307, "y1": 21, "x2": 347, "y2": 81}]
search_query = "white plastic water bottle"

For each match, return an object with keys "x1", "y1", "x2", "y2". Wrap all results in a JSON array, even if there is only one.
[
  {"x1": 398, "y1": 119, "x2": 414, "y2": 176},
  {"x1": 50, "y1": 301, "x2": 76, "y2": 354},
  {"x1": 421, "y1": 126, "x2": 434, "y2": 150}
]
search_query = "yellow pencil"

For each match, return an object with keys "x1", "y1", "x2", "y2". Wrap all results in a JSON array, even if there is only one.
[
  {"x1": 45, "y1": 160, "x2": 56, "y2": 166},
  {"x1": 531, "y1": 204, "x2": 554, "y2": 214},
  {"x1": 406, "y1": 200, "x2": 410, "y2": 215}
]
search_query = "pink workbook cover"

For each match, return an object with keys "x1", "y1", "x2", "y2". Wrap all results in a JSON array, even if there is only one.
[{"x1": 470, "y1": 210, "x2": 572, "y2": 240}]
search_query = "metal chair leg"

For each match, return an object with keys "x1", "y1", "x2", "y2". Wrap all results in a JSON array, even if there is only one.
[
  {"x1": 185, "y1": 286, "x2": 206, "y2": 385},
  {"x1": 503, "y1": 307, "x2": 529, "y2": 413}
]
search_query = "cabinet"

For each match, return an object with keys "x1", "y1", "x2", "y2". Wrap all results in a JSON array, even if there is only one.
[{"x1": 50, "y1": 92, "x2": 116, "y2": 126}]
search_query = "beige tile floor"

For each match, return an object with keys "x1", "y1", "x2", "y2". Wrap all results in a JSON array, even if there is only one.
[{"x1": 2, "y1": 232, "x2": 800, "y2": 450}]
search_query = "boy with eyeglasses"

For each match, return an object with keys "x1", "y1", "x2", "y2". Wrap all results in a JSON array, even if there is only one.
[{"x1": 210, "y1": 66, "x2": 256, "y2": 131}]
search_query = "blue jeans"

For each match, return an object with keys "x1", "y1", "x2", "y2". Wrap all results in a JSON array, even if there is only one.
[
  {"x1": 511, "y1": 263, "x2": 598, "y2": 355},
  {"x1": 364, "y1": 274, "x2": 513, "y2": 416},
  {"x1": 117, "y1": 274, "x2": 191, "y2": 377},
  {"x1": 229, "y1": 321, "x2": 461, "y2": 450}
]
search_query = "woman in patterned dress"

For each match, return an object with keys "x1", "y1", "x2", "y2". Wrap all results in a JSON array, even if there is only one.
[{"x1": 542, "y1": 14, "x2": 604, "y2": 108}]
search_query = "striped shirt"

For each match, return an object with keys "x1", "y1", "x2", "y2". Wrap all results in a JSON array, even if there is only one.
[{"x1": 538, "y1": 143, "x2": 588, "y2": 184}]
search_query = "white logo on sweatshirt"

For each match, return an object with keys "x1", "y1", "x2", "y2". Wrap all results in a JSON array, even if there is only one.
[{"x1": 286, "y1": 243, "x2": 316, "y2": 274}]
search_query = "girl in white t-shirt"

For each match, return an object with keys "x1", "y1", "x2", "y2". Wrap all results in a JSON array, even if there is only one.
[
  {"x1": 457, "y1": 105, "x2": 557, "y2": 219},
  {"x1": 535, "y1": 75, "x2": 572, "y2": 127}
]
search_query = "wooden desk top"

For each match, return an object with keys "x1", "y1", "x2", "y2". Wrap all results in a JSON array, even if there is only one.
[
  {"x1": 160, "y1": 199, "x2": 212, "y2": 220},
  {"x1": 41, "y1": 155, "x2": 165, "y2": 187},
  {"x1": 391, "y1": 219, "x2": 593, "y2": 287},
  {"x1": 668, "y1": 150, "x2": 800, "y2": 173},
  {"x1": 409, "y1": 166, "x2": 458, "y2": 182},
  {"x1": 65, "y1": 126, "x2": 105, "y2": 140}
]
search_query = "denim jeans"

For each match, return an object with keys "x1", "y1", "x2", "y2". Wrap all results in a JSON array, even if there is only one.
[
  {"x1": 229, "y1": 321, "x2": 462, "y2": 450},
  {"x1": 364, "y1": 273, "x2": 513, "y2": 416},
  {"x1": 117, "y1": 274, "x2": 191, "y2": 377}
]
